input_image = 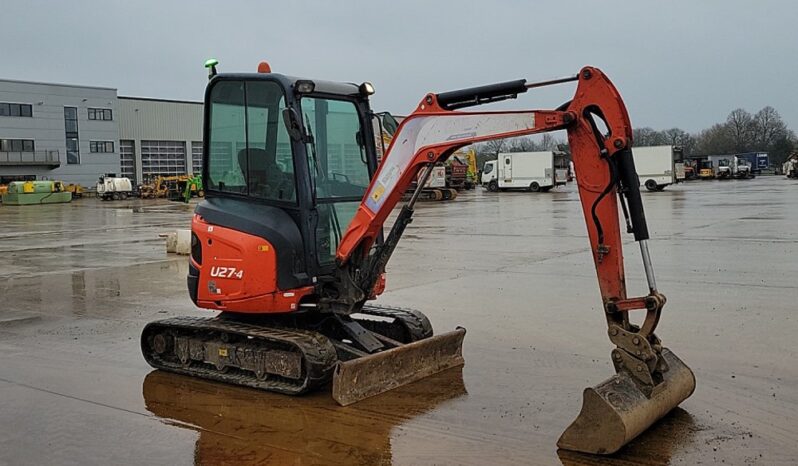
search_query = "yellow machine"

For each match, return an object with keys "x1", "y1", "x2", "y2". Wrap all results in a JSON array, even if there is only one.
[
  {"x1": 698, "y1": 160, "x2": 714, "y2": 179},
  {"x1": 453, "y1": 147, "x2": 478, "y2": 189},
  {"x1": 65, "y1": 184, "x2": 84, "y2": 198},
  {"x1": 140, "y1": 175, "x2": 205, "y2": 199}
]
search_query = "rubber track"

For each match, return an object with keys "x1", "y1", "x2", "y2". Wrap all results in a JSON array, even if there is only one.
[
  {"x1": 141, "y1": 316, "x2": 338, "y2": 395},
  {"x1": 360, "y1": 304, "x2": 433, "y2": 341}
]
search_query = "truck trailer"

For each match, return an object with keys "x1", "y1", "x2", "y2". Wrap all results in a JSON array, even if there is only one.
[{"x1": 481, "y1": 151, "x2": 556, "y2": 192}]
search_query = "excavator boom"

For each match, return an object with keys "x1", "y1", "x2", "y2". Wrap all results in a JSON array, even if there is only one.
[{"x1": 333, "y1": 67, "x2": 695, "y2": 454}]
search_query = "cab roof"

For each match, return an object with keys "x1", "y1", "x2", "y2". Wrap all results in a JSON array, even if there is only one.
[{"x1": 213, "y1": 73, "x2": 363, "y2": 97}]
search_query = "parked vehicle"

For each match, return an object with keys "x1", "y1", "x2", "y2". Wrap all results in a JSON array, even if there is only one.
[
  {"x1": 736, "y1": 152, "x2": 769, "y2": 174},
  {"x1": 698, "y1": 160, "x2": 715, "y2": 180},
  {"x1": 1, "y1": 180, "x2": 72, "y2": 205},
  {"x1": 445, "y1": 157, "x2": 468, "y2": 190},
  {"x1": 65, "y1": 183, "x2": 84, "y2": 198},
  {"x1": 632, "y1": 145, "x2": 684, "y2": 191},
  {"x1": 97, "y1": 174, "x2": 134, "y2": 200},
  {"x1": 169, "y1": 174, "x2": 205, "y2": 203},
  {"x1": 481, "y1": 151, "x2": 556, "y2": 192},
  {"x1": 732, "y1": 156, "x2": 753, "y2": 179},
  {"x1": 716, "y1": 159, "x2": 733, "y2": 179},
  {"x1": 783, "y1": 153, "x2": 798, "y2": 179}
]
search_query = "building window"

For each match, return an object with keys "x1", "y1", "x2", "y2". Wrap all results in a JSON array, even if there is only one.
[
  {"x1": 90, "y1": 141, "x2": 115, "y2": 153},
  {"x1": 191, "y1": 141, "x2": 203, "y2": 175},
  {"x1": 0, "y1": 139, "x2": 35, "y2": 152},
  {"x1": 120, "y1": 140, "x2": 136, "y2": 184},
  {"x1": 0, "y1": 103, "x2": 33, "y2": 117},
  {"x1": 88, "y1": 108, "x2": 113, "y2": 121},
  {"x1": 64, "y1": 107, "x2": 80, "y2": 164},
  {"x1": 141, "y1": 140, "x2": 186, "y2": 178}
]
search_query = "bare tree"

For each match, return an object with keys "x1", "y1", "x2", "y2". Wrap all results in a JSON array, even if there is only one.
[
  {"x1": 633, "y1": 127, "x2": 668, "y2": 147},
  {"x1": 694, "y1": 123, "x2": 734, "y2": 155},
  {"x1": 540, "y1": 133, "x2": 560, "y2": 151},
  {"x1": 633, "y1": 127, "x2": 655, "y2": 146},
  {"x1": 769, "y1": 133, "x2": 796, "y2": 165},
  {"x1": 659, "y1": 128, "x2": 695, "y2": 155},
  {"x1": 505, "y1": 136, "x2": 536, "y2": 152},
  {"x1": 725, "y1": 108, "x2": 754, "y2": 152},
  {"x1": 483, "y1": 138, "x2": 506, "y2": 156},
  {"x1": 751, "y1": 106, "x2": 788, "y2": 149}
]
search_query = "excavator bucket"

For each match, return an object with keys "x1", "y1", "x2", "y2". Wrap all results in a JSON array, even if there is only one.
[
  {"x1": 557, "y1": 348, "x2": 696, "y2": 454},
  {"x1": 332, "y1": 327, "x2": 466, "y2": 406}
]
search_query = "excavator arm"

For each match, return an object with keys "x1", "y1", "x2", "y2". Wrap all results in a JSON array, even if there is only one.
[
  {"x1": 339, "y1": 67, "x2": 644, "y2": 313},
  {"x1": 334, "y1": 66, "x2": 695, "y2": 454}
]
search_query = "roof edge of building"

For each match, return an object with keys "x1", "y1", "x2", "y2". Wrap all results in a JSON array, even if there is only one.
[
  {"x1": 119, "y1": 96, "x2": 202, "y2": 105},
  {"x1": 0, "y1": 77, "x2": 117, "y2": 92}
]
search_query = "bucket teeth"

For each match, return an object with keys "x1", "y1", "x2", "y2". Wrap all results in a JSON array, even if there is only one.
[{"x1": 557, "y1": 348, "x2": 695, "y2": 454}]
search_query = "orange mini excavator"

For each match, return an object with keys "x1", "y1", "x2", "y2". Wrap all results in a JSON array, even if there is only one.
[{"x1": 142, "y1": 60, "x2": 695, "y2": 454}]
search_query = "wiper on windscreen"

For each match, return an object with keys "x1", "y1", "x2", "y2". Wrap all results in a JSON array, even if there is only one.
[{"x1": 304, "y1": 112, "x2": 323, "y2": 199}]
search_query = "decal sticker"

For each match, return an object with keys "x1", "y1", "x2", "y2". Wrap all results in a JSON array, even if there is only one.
[
  {"x1": 371, "y1": 184, "x2": 386, "y2": 202},
  {"x1": 209, "y1": 266, "x2": 244, "y2": 279}
]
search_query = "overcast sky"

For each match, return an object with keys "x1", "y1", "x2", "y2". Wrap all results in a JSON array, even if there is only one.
[{"x1": 3, "y1": 1, "x2": 797, "y2": 132}]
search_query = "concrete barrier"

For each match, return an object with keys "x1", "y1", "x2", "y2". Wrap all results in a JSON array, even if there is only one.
[{"x1": 161, "y1": 229, "x2": 191, "y2": 255}]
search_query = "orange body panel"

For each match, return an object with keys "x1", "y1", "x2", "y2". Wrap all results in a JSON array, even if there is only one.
[{"x1": 192, "y1": 215, "x2": 313, "y2": 314}]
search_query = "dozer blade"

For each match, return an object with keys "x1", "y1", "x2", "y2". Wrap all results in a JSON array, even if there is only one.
[
  {"x1": 557, "y1": 348, "x2": 696, "y2": 455},
  {"x1": 332, "y1": 327, "x2": 466, "y2": 406}
]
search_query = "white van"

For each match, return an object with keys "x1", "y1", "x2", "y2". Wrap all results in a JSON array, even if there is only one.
[
  {"x1": 481, "y1": 151, "x2": 556, "y2": 192},
  {"x1": 632, "y1": 146, "x2": 683, "y2": 191}
]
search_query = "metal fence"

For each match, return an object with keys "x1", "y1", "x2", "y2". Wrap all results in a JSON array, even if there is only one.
[{"x1": 0, "y1": 150, "x2": 60, "y2": 166}]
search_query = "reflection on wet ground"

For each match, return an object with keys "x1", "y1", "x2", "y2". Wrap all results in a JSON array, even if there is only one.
[
  {"x1": 558, "y1": 408, "x2": 698, "y2": 466},
  {"x1": 1, "y1": 182, "x2": 798, "y2": 464},
  {"x1": 143, "y1": 368, "x2": 466, "y2": 464}
]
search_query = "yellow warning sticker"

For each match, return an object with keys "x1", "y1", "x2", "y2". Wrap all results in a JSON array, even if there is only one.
[
  {"x1": 257, "y1": 245, "x2": 270, "y2": 252},
  {"x1": 371, "y1": 184, "x2": 386, "y2": 202},
  {"x1": 218, "y1": 348, "x2": 228, "y2": 357}
]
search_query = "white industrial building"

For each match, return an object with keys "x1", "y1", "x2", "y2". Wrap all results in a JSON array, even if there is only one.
[
  {"x1": 0, "y1": 78, "x2": 203, "y2": 187},
  {"x1": 0, "y1": 78, "x2": 120, "y2": 186},
  {"x1": 117, "y1": 97, "x2": 202, "y2": 185}
]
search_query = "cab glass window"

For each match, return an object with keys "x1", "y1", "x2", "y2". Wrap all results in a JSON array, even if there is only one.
[
  {"x1": 207, "y1": 80, "x2": 296, "y2": 202},
  {"x1": 300, "y1": 98, "x2": 369, "y2": 199},
  {"x1": 300, "y1": 97, "x2": 369, "y2": 265}
]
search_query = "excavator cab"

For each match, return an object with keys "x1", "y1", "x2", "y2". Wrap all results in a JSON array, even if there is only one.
[{"x1": 200, "y1": 74, "x2": 379, "y2": 281}]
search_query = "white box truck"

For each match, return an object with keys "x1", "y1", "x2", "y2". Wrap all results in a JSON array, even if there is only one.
[
  {"x1": 632, "y1": 145, "x2": 683, "y2": 191},
  {"x1": 481, "y1": 151, "x2": 556, "y2": 192}
]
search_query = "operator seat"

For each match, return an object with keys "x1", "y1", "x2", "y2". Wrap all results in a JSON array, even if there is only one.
[{"x1": 237, "y1": 148, "x2": 295, "y2": 201}]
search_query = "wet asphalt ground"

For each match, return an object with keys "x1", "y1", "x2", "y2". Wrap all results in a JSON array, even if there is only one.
[{"x1": 0, "y1": 177, "x2": 796, "y2": 465}]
